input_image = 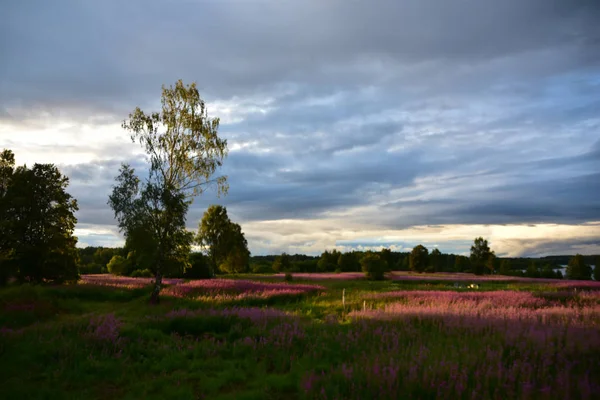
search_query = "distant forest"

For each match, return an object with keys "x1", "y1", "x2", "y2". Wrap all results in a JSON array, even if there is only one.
[{"x1": 78, "y1": 245, "x2": 598, "y2": 280}]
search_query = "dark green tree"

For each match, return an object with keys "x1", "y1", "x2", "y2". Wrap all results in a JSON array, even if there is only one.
[
  {"x1": 454, "y1": 255, "x2": 470, "y2": 272},
  {"x1": 338, "y1": 252, "x2": 360, "y2": 272},
  {"x1": 594, "y1": 257, "x2": 600, "y2": 281},
  {"x1": 109, "y1": 80, "x2": 228, "y2": 304},
  {"x1": 526, "y1": 260, "x2": 540, "y2": 278},
  {"x1": 196, "y1": 205, "x2": 249, "y2": 274},
  {"x1": 470, "y1": 237, "x2": 494, "y2": 275},
  {"x1": 429, "y1": 248, "x2": 442, "y2": 272},
  {"x1": 566, "y1": 254, "x2": 592, "y2": 280},
  {"x1": 317, "y1": 250, "x2": 340, "y2": 272},
  {"x1": 185, "y1": 252, "x2": 212, "y2": 279},
  {"x1": 379, "y1": 248, "x2": 394, "y2": 271},
  {"x1": 410, "y1": 245, "x2": 429, "y2": 273},
  {"x1": 0, "y1": 150, "x2": 16, "y2": 285},
  {"x1": 396, "y1": 256, "x2": 410, "y2": 271},
  {"x1": 272, "y1": 253, "x2": 291, "y2": 273},
  {"x1": 196, "y1": 205, "x2": 230, "y2": 271},
  {"x1": 2, "y1": 158, "x2": 79, "y2": 284},
  {"x1": 218, "y1": 223, "x2": 250, "y2": 274},
  {"x1": 499, "y1": 259, "x2": 512, "y2": 276},
  {"x1": 486, "y1": 253, "x2": 496, "y2": 274},
  {"x1": 360, "y1": 252, "x2": 387, "y2": 280},
  {"x1": 541, "y1": 263, "x2": 557, "y2": 279}
]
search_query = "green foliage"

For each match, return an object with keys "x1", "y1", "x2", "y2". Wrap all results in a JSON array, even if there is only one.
[
  {"x1": 410, "y1": 245, "x2": 429, "y2": 273},
  {"x1": 594, "y1": 257, "x2": 600, "y2": 281},
  {"x1": 499, "y1": 259, "x2": 512, "y2": 276},
  {"x1": 525, "y1": 260, "x2": 540, "y2": 278},
  {"x1": 109, "y1": 80, "x2": 228, "y2": 303},
  {"x1": 429, "y1": 248, "x2": 442, "y2": 272},
  {"x1": 185, "y1": 252, "x2": 213, "y2": 279},
  {"x1": 566, "y1": 254, "x2": 592, "y2": 280},
  {"x1": 77, "y1": 247, "x2": 123, "y2": 274},
  {"x1": 251, "y1": 262, "x2": 274, "y2": 274},
  {"x1": 284, "y1": 272, "x2": 293, "y2": 281},
  {"x1": 0, "y1": 150, "x2": 15, "y2": 285},
  {"x1": 541, "y1": 263, "x2": 558, "y2": 279},
  {"x1": 107, "y1": 255, "x2": 129, "y2": 276},
  {"x1": 454, "y1": 255, "x2": 470, "y2": 272},
  {"x1": 318, "y1": 250, "x2": 340, "y2": 272},
  {"x1": 109, "y1": 165, "x2": 194, "y2": 284},
  {"x1": 337, "y1": 252, "x2": 360, "y2": 272},
  {"x1": 379, "y1": 248, "x2": 394, "y2": 271},
  {"x1": 272, "y1": 253, "x2": 291, "y2": 273},
  {"x1": 395, "y1": 256, "x2": 410, "y2": 271},
  {"x1": 0, "y1": 150, "x2": 79, "y2": 284},
  {"x1": 196, "y1": 205, "x2": 250, "y2": 274},
  {"x1": 360, "y1": 252, "x2": 387, "y2": 280},
  {"x1": 470, "y1": 237, "x2": 494, "y2": 275},
  {"x1": 131, "y1": 269, "x2": 153, "y2": 278}
]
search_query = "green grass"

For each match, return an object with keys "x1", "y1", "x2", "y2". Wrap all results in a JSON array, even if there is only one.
[{"x1": 0, "y1": 277, "x2": 598, "y2": 399}]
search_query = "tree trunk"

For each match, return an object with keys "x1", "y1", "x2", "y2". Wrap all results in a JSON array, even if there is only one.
[{"x1": 150, "y1": 270, "x2": 162, "y2": 305}]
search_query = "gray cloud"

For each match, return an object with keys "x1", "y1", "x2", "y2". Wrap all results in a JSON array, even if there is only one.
[
  {"x1": 2, "y1": 0, "x2": 600, "y2": 255},
  {"x1": 498, "y1": 237, "x2": 600, "y2": 258}
]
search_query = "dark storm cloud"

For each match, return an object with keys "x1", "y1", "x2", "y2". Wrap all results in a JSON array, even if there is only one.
[
  {"x1": 1, "y1": 0, "x2": 599, "y2": 116},
  {"x1": 2, "y1": 0, "x2": 600, "y2": 254}
]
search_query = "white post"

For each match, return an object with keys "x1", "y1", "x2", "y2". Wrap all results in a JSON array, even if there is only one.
[{"x1": 342, "y1": 288, "x2": 346, "y2": 309}]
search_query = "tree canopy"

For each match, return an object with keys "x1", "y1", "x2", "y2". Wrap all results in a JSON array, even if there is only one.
[
  {"x1": 0, "y1": 150, "x2": 79, "y2": 284},
  {"x1": 272, "y1": 253, "x2": 291, "y2": 273},
  {"x1": 470, "y1": 237, "x2": 494, "y2": 275},
  {"x1": 360, "y1": 252, "x2": 387, "y2": 280},
  {"x1": 196, "y1": 205, "x2": 250, "y2": 274},
  {"x1": 566, "y1": 254, "x2": 592, "y2": 280},
  {"x1": 410, "y1": 245, "x2": 429, "y2": 273}
]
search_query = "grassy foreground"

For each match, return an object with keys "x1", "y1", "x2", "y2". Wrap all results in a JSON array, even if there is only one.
[{"x1": 1, "y1": 274, "x2": 599, "y2": 399}]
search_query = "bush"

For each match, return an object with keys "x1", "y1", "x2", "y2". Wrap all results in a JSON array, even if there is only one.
[
  {"x1": 284, "y1": 272, "x2": 293, "y2": 282},
  {"x1": 334, "y1": 268, "x2": 342, "y2": 274},
  {"x1": 185, "y1": 253, "x2": 213, "y2": 279},
  {"x1": 131, "y1": 269, "x2": 153, "y2": 278},
  {"x1": 107, "y1": 255, "x2": 128, "y2": 276},
  {"x1": 360, "y1": 253, "x2": 387, "y2": 281}
]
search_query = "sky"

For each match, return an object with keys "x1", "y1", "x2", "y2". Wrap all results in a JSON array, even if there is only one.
[{"x1": 1, "y1": 0, "x2": 599, "y2": 257}]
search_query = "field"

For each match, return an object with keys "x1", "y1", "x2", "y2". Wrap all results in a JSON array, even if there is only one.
[{"x1": 1, "y1": 273, "x2": 599, "y2": 399}]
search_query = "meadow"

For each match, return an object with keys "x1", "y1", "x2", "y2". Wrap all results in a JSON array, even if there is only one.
[{"x1": 1, "y1": 272, "x2": 599, "y2": 399}]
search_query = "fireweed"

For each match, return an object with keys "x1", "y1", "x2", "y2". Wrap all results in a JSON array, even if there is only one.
[
  {"x1": 80, "y1": 274, "x2": 184, "y2": 289},
  {"x1": 355, "y1": 290, "x2": 600, "y2": 327},
  {"x1": 272, "y1": 272, "x2": 366, "y2": 280},
  {"x1": 161, "y1": 279, "x2": 325, "y2": 300}
]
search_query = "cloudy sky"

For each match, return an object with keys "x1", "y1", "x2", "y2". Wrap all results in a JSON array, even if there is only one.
[{"x1": 1, "y1": 0, "x2": 599, "y2": 257}]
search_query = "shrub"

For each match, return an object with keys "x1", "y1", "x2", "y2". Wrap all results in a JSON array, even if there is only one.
[
  {"x1": 131, "y1": 269, "x2": 153, "y2": 278},
  {"x1": 360, "y1": 253, "x2": 387, "y2": 281},
  {"x1": 284, "y1": 272, "x2": 293, "y2": 282},
  {"x1": 185, "y1": 252, "x2": 213, "y2": 279},
  {"x1": 107, "y1": 255, "x2": 128, "y2": 276}
]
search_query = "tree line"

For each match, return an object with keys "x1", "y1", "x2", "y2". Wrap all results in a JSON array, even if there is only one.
[{"x1": 76, "y1": 237, "x2": 600, "y2": 282}]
